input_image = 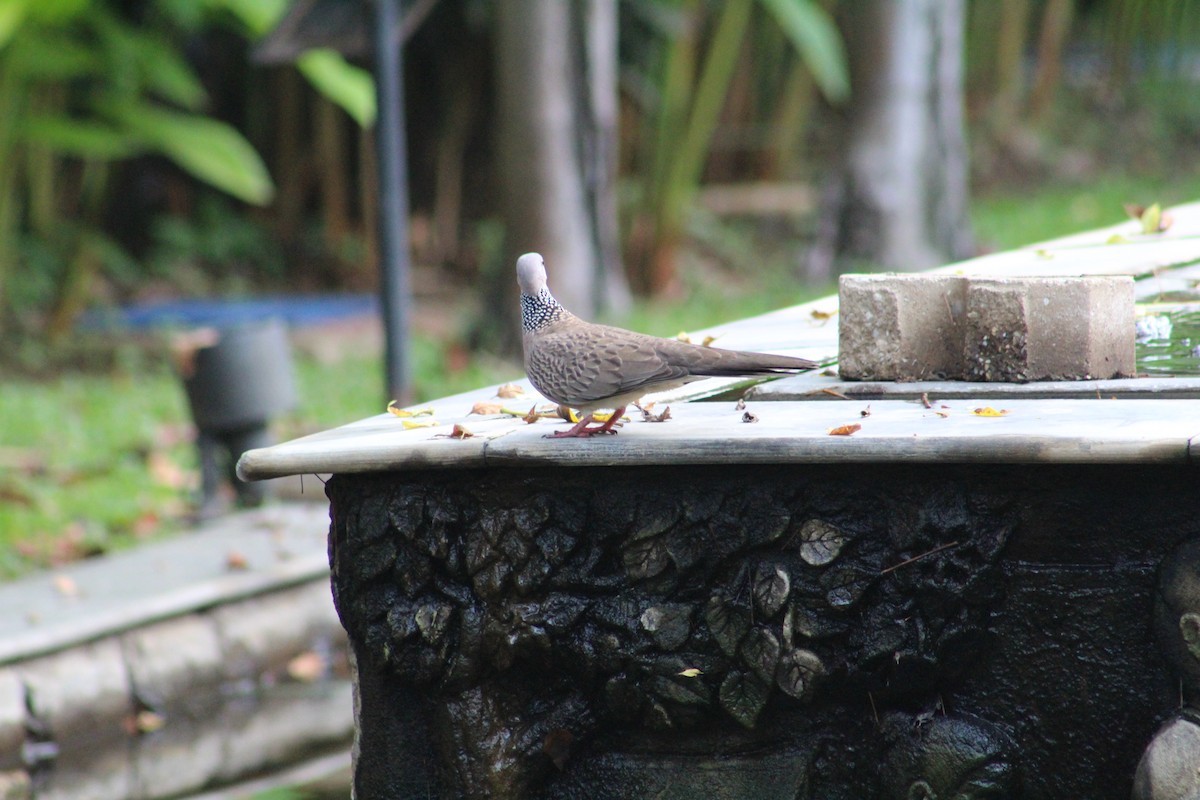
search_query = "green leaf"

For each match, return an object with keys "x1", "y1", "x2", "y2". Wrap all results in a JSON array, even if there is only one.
[
  {"x1": 111, "y1": 105, "x2": 275, "y2": 205},
  {"x1": 0, "y1": 1, "x2": 30, "y2": 51},
  {"x1": 297, "y1": 48, "x2": 377, "y2": 128},
  {"x1": 6, "y1": 32, "x2": 98, "y2": 80},
  {"x1": 137, "y1": 36, "x2": 207, "y2": 110},
  {"x1": 757, "y1": 0, "x2": 850, "y2": 103},
  {"x1": 205, "y1": 0, "x2": 289, "y2": 38},
  {"x1": 21, "y1": 115, "x2": 141, "y2": 160},
  {"x1": 26, "y1": 0, "x2": 90, "y2": 24}
]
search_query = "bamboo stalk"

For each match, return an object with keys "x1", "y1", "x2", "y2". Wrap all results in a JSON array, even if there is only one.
[
  {"x1": 0, "y1": 61, "x2": 24, "y2": 327},
  {"x1": 1028, "y1": 0, "x2": 1075, "y2": 121},
  {"x1": 316, "y1": 95, "x2": 351, "y2": 245},
  {"x1": 650, "y1": 0, "x2": 753, "y2": 293},
  {"x1": 992, "y1": 0, "x2": 1030, "y2": 130}
]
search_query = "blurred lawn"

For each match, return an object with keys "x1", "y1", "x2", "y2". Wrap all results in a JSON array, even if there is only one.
[
  {"x1": 971, "y1": 173, "x2": 1195, "y2": 252},
  {"x1": 0, "y1": 176, "x2": 1194, "y2": 579}
]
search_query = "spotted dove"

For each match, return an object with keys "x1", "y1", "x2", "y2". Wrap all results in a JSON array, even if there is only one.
[{"x1": 517, "y1": 252, "x2": 818, "y2": 437}]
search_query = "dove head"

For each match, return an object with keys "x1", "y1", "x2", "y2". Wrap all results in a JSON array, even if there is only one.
[
  {"x1": 516, "y1": 252, "x2": 548, "y2": 296},
  {"x1": 516, "y1": 252, "x2": 566, "y2": 332}
]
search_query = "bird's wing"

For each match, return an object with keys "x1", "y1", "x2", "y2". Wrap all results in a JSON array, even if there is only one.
[{"x1": 528, "y1": 323, "x2": 690, "y2": 407}]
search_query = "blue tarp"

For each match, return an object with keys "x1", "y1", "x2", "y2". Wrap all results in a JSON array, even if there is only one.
[{"x1": 77, "y1": 294, "x2": 379, "y2": 331}]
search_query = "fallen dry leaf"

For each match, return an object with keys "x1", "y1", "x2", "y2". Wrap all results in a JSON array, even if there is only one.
[
  {"x1": 401, "y1": 419, "x2": 440, "y2": 429},
  {"x1": 971, "y1": 407, "x2": 1009, "y2": 417},
  {"x1": 387, "y1": 402, "x2": 435, "y2": 418},
  {"x1": 523, "y1": 405, "x2": 541, "y2": 425},
  {"x1": 469, "y1": 401, "x2": 504, "y2": 416},
  {"x1": 934, "y1": 410, "x2": 951, "y2": 418},
  {"x1": 1125, "y1": 202, "x2": 1174, "y2": 234},
  {"x1": 226, "y1": 550, "x2": 249, "y2": 571},
  {"x1": 828, "y1": 423, "x2": 862, "y2": 436},
  {"x1": 701, "y1": 334, "x2": 718, "y2": 347},
  {"x1": 810, "y1": 308, "x2": 837, "y2": 320},
  {"x1": 735, "y1": 398, "x2": 746, "y2": 411},
  {"x1": 53, "y1": 574, "x2": 80, "y2": 598},
  {"x1": 496, "y1": 383, "x2": 526, "y2": 399},
  {"x1": 639, "y1": 405, "x2": 672, "y2": 423},
  {"x1": 436, "y1": 424, "x2": 476, "y2": 439},
  {"x1": 677, "y1": 667, "x2": 703, "y2": 678},
  {"x1": 147, "y1": 450, "x2": 190, "y2": 489},
  {"x1": 130, "y1": 510, "x2": 160, "y2": 539},
  {"x1": 287, "y1": 650, "x2": 326, "y2": 683},
  {"x1": 676, "y1": 331, "x2": 693, "y2": 343},
  {"x1": 135, "y1": 710, "x2": 166, "y2": 734}
]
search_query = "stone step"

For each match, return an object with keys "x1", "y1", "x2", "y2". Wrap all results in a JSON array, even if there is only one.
[{"x1": 0, "y1": 503, "x2": 350, "y2": 800}]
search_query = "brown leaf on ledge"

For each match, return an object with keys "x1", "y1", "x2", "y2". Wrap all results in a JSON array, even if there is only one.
[{"x1": 496, "y1": 383, "x2": 526, "y2": 398}]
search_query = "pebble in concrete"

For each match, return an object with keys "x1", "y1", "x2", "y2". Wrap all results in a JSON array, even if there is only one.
[{"x1": 839, "y1": 274, "x2": 1136, "y2": 382}]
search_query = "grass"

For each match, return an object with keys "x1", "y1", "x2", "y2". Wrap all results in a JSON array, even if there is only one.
[
  {"x1": 0, "y1": 336, "x2": 518, "y2": 579},
  {"x1": 1, "y1": 168, "x2": 1196, "y2": 580},
  {"x1": 971, "y1": 172, "x2": 1199, "y2": 252}
]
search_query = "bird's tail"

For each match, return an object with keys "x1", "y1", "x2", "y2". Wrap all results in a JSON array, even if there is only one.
[{"x1": 673, "y1": 344, "x2": 818, "y2": 376}]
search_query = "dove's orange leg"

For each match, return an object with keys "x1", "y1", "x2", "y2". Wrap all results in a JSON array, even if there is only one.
[{"x1": 545, "y1": 406, "x2": 627, "y2": 438}]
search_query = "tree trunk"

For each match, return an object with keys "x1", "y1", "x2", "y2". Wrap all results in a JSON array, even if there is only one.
[
  {"x1": 490, "y1": 0, "x2": 626, "y2": 352},
  {"x1": 807, "y1": 0, "x2": 973, "y2": 280},
  {"x1": 578, "y1": 0, "x2": 630, "y2": 316}
]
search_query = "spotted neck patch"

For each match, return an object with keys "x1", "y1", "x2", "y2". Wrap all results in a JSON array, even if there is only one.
[{"x1": 521, "y1": 288, "x2": 567, "y2": 332}]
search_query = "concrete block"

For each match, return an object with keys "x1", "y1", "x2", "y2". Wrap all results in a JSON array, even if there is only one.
[
  {"x1": 0, "y1": 670, "x2": 25, "y2": 771},
  {"x1": 122, "y1": 615, "x2": 226, "y2": 799},
  {"x1": 964, "y1": 276, "x2": 1136, "y2": 381},
  {"x1": 122, "y1": 613, "x2": 224, "y2": 708},
  {"x1": 211, "y1": 581, "x2": 345, "y2": 682},
  {"x1": 838, "y1": 274, "x2": 1135, "y2": 382},
  {"x1": 32, "y1": 748, "x2": 134, "y2": 800},
  {"x1": 14, "y1": 642, "x2": 136, "y2": 800},
  {"x1": 838, "y1": 274, "x2": 968, "y2": 381},
  {"x1": 15, "y1": 640, "x2": 132, "y2": 744},
  {"x1": 215, "y1": 681, "x2": 354, "y2": 782}
]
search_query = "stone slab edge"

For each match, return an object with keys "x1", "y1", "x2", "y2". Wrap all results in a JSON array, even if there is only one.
[
  {"x1": 0, "y1": 550, "x2": 329, "y2": 668},
  {"x1": 0, "y1": 504, "x2": 332, "y2": 667}
]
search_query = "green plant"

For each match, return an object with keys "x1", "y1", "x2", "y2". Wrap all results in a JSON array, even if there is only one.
[
  {"x1": 625, "y1": 0, "x2": 848, "y2": 294},
  {"x1": 0, "y1": 0, "x2": 277, "y2": 339}
]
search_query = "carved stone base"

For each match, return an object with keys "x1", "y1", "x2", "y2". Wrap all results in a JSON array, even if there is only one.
[{"x1": 328, "y1": 463, "x2": 1200, "y2": 798}]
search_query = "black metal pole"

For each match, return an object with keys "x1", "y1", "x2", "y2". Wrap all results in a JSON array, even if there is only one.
[{"x1": 372, "y1": 0, "x2": 412, "y2": 403}]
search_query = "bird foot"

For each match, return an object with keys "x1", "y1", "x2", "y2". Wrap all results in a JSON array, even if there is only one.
[
  {"x1": 544, "y1": 425, "x2": 619, "y2": 438},
  {"x1": 544, "y1": 407, "x2": 627, "y2": 438}
]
